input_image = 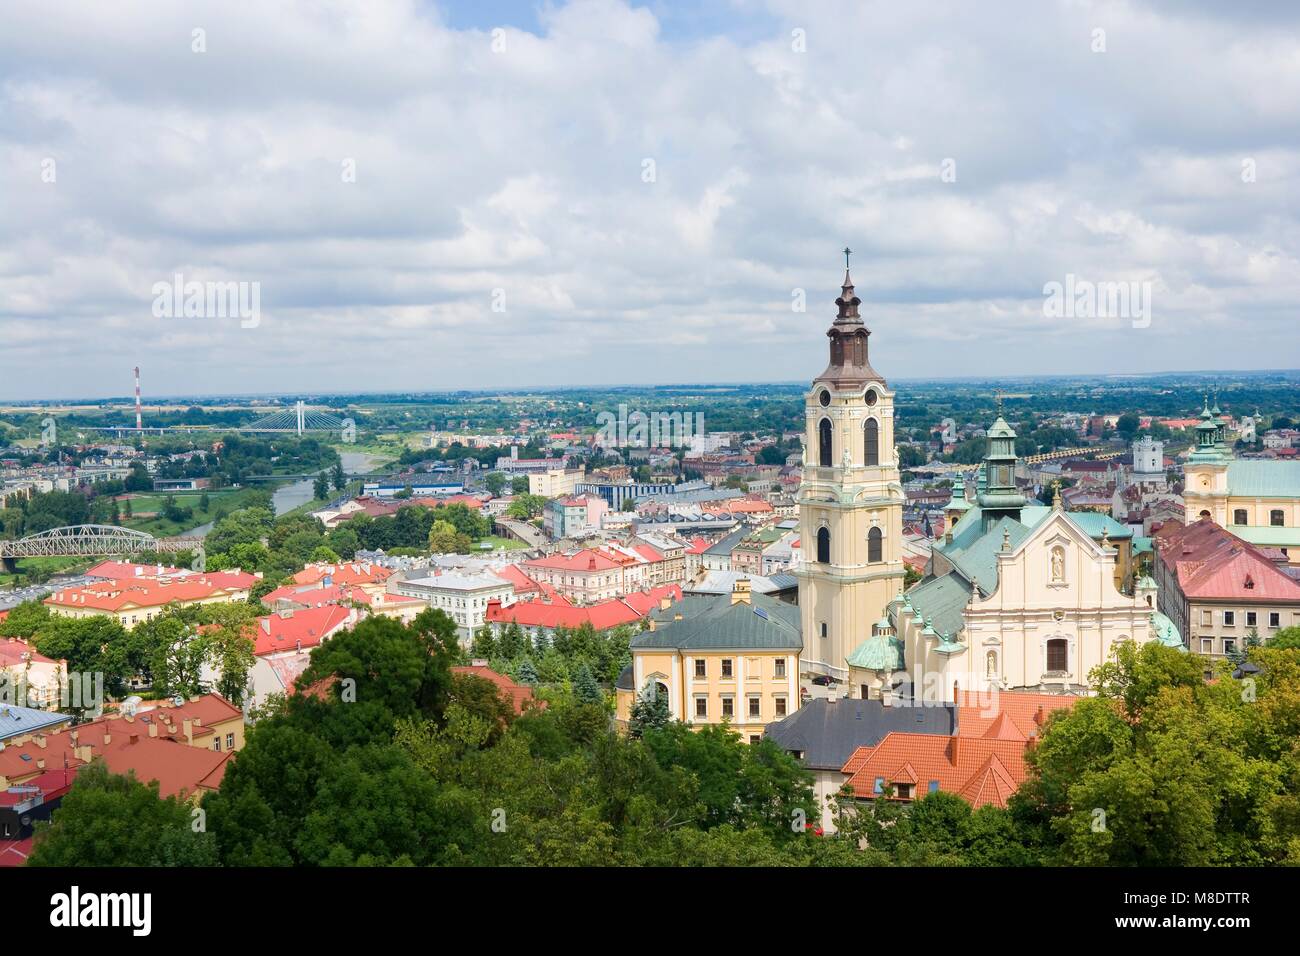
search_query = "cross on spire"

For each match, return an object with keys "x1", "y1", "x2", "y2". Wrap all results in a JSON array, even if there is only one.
[{"x1": 843, "y1": 246, "x2": 852, "y2": 270}]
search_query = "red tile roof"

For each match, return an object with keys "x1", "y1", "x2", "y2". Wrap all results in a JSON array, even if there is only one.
[
  {"x1": 486, "y1": 584, "x2": 680, "y2": 631},
  {"x1": 0, "y1": 838, "x2": 32, "y2": 867},
  {"x1": 0, "y1": 637, "x2": 60, "y2": 667},
  {"x1": 840, "y1": 691, "x2": 1080, "y2": 809},
  {"x1": 44, "y1": 576, "x2": 251, "y2": 613},
  {"x1": 452, "y1": 665, "x2": 545, "y2": 715},
  {"x1": 0, "y1": 694, "x2": 241, "y2": 799},
  {"x1": 291, "y1": 562, "x2": 393, "y2": 588},
  {"x1": 1155, "y1": 518, "x2": 1300, "y2": 603},
  {"x1": 251, "y1": 606, "x2": 355, "y2": 657}
]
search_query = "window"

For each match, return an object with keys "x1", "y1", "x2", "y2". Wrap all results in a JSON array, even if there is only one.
[
  {"x1": 864, "y1": 418, "x2": 879, "y2": 466},
  {"x1": 694, "y1": 659, "x2": 706, "y2": 678},
  {"x1": 820, "y1": 622, "x2": 828, "y2": 639},
  {"x1": 1223, "y1": 611, "x2": 1236, "y2": 626},
  {"x1": 748, "y1": 696, "x2": 761, "y2": 718},
  {"x1": 721, "y1": 658, "x2": 733, "y2": 678},
  {"x1": 928, "y1": 780, "x2": 940, "y2": 794},
  {"x1": 213, "y1": 739, "x2": 221, "y2": 752},
  {"x1": 1270, "y1": 612, "x2": 1281, "y2": 628},
  {"x1": 775, "y1": 658, "x2": 786, "y2": 678},
  {"x1": 873, "y1": 777, "x2": 885, "y2": 795},
  {"x1": 695, "y1": 697, "x2": 707, "y2": 719},
  {"x1": 1247, "y1": 611, "x2": 1257, "y2": 627},
  {"x1": 895, "y1": 783, "x2": 913, "y2": 799},
  {"x1": 1234, "y1": 509, "x2": 1248, "y2": 525},
  {"x1": 1272, "y1": 510, "x2": 1285, "y2": 527},
  {"x1": 1046, "y1": 638, "x2": 1069, "y2": 673},
  {"x1": 226, "y1": 733, "x2": 235, "y2": 750},
  {"x1": 1223, "y1": 638, "x2": 1236, "y2": 655},
  {"x1": 775, "y1": 696, "x2": 787, "y2": 717},
  {"x1": 818, "y1": 418, "x2": 833, "y2": 467},
  {"x1": 868, "y1": 526, "x2": 883, "y2": 563},
  {"x1": 817, "y1": 527, "x2": 831, "y2": 564},
  {"x1": 1201, "y1": 638, "x2": 1214, "y2": 654},
  {"x1": 721, "y1": 696, "x2": 734, "y2": 718},
  {"x1": 1200, "y1": 609, "x2": 1213, "y2": 627}
]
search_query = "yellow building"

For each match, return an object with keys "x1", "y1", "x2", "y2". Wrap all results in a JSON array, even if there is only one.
[
  {"x1": 45, "y1": 577, "x2": 252, "y2": 629},
  {"x1": 620, "y1": 579, "x2": 801, "y2": 743},
  {"x1": 796, "y1": 264, "x2": 906, "y2": 680},
  {"x1": 1183, "y1": 403, "x2": 1300, "y2": 563}
]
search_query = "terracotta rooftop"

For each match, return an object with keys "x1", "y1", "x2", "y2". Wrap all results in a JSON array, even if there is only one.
[
  {"x1": 1155, "y1": 518, "x2": 1300, "y2": 602},
  {"x1": 839, "y1": 691, "x2": 1080, "y2": 809}
]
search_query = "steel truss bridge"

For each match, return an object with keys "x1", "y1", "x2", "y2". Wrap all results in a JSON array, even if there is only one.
[{"x1": 0, "y1": 525, "x2": 202, "y2": 570}]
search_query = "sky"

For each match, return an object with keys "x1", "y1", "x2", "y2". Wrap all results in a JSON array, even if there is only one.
[{"x1": 0, "y1": 0, "x2": 1298, "y2": 401}]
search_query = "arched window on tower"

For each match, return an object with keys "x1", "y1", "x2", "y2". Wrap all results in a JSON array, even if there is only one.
[
  {"x1": 864, "y1": 418, "x2": 879, "y2": 466},
  {"x1": 816, "y1": 527, "x2": 831, "y2": 564},
  {"x1": 818, "y1": 418, "x2": 833, "y2": 467},
  {"x1": 867, "y1": 526, "x2": 882, "y2": 563}
]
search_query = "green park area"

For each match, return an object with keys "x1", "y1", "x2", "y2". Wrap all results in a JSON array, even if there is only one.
[
  {"x1": 118, "y1": 487, "x2": 270, "y2": 537},
  {"x1": 0, "y1": 555, "x2": 91, "y2": 588}
]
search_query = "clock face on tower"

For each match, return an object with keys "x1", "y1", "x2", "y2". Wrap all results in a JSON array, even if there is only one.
[{"x1": 819, "y1": 389, "x2": 831, "y2": 407}]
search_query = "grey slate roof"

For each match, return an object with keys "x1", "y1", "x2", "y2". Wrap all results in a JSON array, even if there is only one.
[
  {"x1": 899, "y1": 571, "x2": 973, "y2": 641},
  {"x1": 764, "y1": 698, "x2": 956, "y2": 771},
  {"x1": 703, "y1": 525, "x2": 752, "y2": 557},
  {"x1": 632, "y1": 592, "x2": 802, "y2": 651},
  {"x1": 0, "y1": 704, "x2": 74, "y2": 742}
]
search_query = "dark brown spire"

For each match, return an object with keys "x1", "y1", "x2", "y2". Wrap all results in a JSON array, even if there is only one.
[{"x1": 815, "y1": 253, "x2": 884, "y2": 389}]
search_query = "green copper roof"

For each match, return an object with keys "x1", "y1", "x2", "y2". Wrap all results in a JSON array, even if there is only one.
[
  {"x1": 986, "y1": 416, "x2": 1016, "y2": 440},
  {"x1": 1224, "y1": 460, "x2": 1300, "y2": 499},
  {"x1": 1225, "y1": 524, "x2": 1300, "y2": 548},
  {"x1": 632, "y1": 592, "x2": 802, "y2": 651},
  {"x1": 1149, "y1": 611, "x2": 1186, "y2": 651},
  {"x1": 1066, "y1": 511, "x2": 1134, "y2": 540},
  {"x1": 847, "y1": 632, "x2": 905, "y2": 671},
  {"x1": 1133, "y1": 536, "x2": 1154, "y2": 555},
  {"x1": 1136, "y1": 574, "x2": 1158, "y2": 590}
]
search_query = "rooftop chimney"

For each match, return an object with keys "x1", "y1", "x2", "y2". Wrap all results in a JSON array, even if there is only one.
[{"x1": 731, "y1": 577, "x2": 753, "y2": 605}]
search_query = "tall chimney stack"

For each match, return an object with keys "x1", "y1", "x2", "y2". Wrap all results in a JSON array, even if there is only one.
[{"x1": 134, "y1": 366, "x2": 143, "y2": 431}]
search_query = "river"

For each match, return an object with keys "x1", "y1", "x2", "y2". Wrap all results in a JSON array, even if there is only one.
[{"x1": 186, "y1": 450, "x2": 389, "y2": 537}]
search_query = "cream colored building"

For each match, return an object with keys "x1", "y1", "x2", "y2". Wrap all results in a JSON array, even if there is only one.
[
  {"x1": 796, "y1": 267, "x2": 906, "y2": 681},
  {"x1": 861, "y1": 435, "x2": 1185, "y2": 705},
  {"x1": 1183, "y1": 401, "x2": 1300, "y2": 562},
  {"x1": 622, "y1": 580, "x2": 801, "y2": 742},
  {"x1": 528, "y1": 468, "x2": 585, "y2": 498}
]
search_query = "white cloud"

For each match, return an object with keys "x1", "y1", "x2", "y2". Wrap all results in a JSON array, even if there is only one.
[{"x1": 0, "y1": 0, "x2": 1298, "y2": 399}]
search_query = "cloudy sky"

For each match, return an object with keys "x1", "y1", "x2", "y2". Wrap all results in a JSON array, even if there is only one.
[{"x1": 1, "y1": 0, "x2": 1298, "y2": 401}]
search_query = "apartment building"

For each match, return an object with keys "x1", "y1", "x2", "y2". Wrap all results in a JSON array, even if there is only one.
[{"x1": 1154, "y1": 517, "x2": 1300, "y2": 660}]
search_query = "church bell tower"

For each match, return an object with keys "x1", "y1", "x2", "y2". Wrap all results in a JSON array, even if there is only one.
[{"x1": 797, "y1": 252, "x2": 906, "y2": 680}]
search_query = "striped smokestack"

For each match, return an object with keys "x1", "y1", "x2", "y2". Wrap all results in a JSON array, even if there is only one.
[{"x1": 134, "y1": 366, "x2": 143, "y2": 431}]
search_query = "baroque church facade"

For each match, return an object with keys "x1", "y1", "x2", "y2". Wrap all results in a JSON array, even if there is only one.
[{"x1": 795, "y1": 260, "x2": 1183, "y2": 703}]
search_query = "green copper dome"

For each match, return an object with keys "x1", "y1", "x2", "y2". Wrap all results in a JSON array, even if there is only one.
[
  {"x1": 847, "y1": 632, "x2": 905, "y2": 671},
  {"x1": 1149, "y1": 611, "x2": 1186, "y2": 650}
]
